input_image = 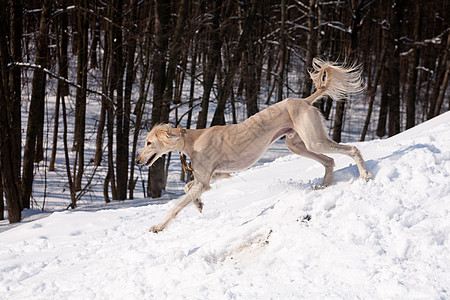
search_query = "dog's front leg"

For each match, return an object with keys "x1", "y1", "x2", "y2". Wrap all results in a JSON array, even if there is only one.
[
  {"x1": 184, "y1": 180, "x2": 204, "y2": 213},
  {"x1": 150, "y1": 181, "x2": 207, "y2": 233}
]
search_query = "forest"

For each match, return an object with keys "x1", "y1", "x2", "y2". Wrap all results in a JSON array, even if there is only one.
[{"x1": 0, "y1": 0, "x2": 448, "y2": 223}]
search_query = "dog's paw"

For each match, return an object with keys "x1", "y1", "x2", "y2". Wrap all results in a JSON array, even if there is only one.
[
  {"x1": 149, "y1": 225, "x2": 164, "y2": 233},
  {"x1": 193, "y1": 199, "x2": 204, "y2": 213},
  {"x1": 360, "y1": 170, "x2": 372, "y2": 182},
  {"x1": 312, "y1": 184, "x2": 326, "y2": 190}
]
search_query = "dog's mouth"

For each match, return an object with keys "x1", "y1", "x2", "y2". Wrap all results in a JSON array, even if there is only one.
[{"x1": 146, "y1": 153, "x2": 157, "y2": 166}]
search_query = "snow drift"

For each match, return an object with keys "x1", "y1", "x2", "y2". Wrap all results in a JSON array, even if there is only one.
[{"x1": 1, "y1": 112, "x2": 449, "y2": 299}]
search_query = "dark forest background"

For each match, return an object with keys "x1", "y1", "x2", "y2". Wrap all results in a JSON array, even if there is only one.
[{"x1": 0, "y1": 0, "x2": 448, "y2": 222}]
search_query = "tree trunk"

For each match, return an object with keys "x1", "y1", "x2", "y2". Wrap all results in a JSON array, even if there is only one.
[
  {"x1": 21, "y1": 0, "x2": 52, "y2": 209},
  {"x1": 129, "y1": 6, "x2": 153, "y2": 199},
  {"x1": 387, "y1": 0, "x2": 403, "y2": 137},
  {"x1": 0, "y1": 96, "x2": 22, "y2": 221},
  {"x1": 103, "y1": 170, "x2": 111, "y2": 203},
  {"x1": 0, "y1": 9, "x2": 22, "y2": 222},
  {"x1": 405, "y1": 0, "x2": 421, "y2": 130},
  {"x1": 49, "y1": 7, "x2": 69, "y2": 171},
  {"x1": 73, "y1": 0, "x2": 89, "y2": 191},
  {"x1": 61, "y1": 95, "x2": 76, "y2": 209},
  {"x1": 94, "y1": 27, "x2": 109, "y2": 167},
  {"x1": 48, "y1": 82, "x2": 60, "y2": 172},
  {"x1": 433, "y1": 63, "x2": 449, "y2": 117},
  {"x1": 9, "y1": 0, "x2": 22, "y2": 193},
  {"x1": 102, "y1": 0, "x2": 120, "y2": 201},
  {"x1": 376, "y1": 68, "x2": 389, "y2": 138},
  {"x1": 149, "y1": 0, "x2": 171, "y2": 198},
  {"x1": 90, "y1": 16, "x2": 100, "y2": 69},
  {"x1": 361, "y1": 47, "x2": 387, "y2": 141},
  {"x1": 332, "y1": 101, "x2": 345, "y2": 142},
  {"x1": 94, "y1": 101, "x2": 106, "y2": 166},
  {"x1": 348, "y1": 0, "x2": 364, "y2": 57},
  {"x1": 111, "y1": 0, "x2": 127, "y2": 200},
  {"x1": 277, "y1": 0, "x2": 287, "y2": 102},
  {"x1": 121, "y1": 0, "x2": 138, "y2": 199},
  {"x1": 106, "y1": 93, "x2": 118, "y2": 201},
  {"x1": 244, "y1": 1, "x2": 260, "y2": 117},
  {"x1": 302, "y1": 0, "x2": 316, "y2": 98}
]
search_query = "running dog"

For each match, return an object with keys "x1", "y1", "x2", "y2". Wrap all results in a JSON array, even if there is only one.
[{"x1": 137, "y1": 58, "x2": 372, "y2": 233}]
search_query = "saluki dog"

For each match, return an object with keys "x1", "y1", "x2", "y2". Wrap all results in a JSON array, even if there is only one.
[{"x1": 137, "y1": 58, "x2": 372, "y2": 233}]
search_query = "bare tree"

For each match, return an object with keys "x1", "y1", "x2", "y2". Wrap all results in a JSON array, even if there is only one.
[
  {"x1": 0, "y1": 5, "x2": 22, "y2": 222},
  {"x1": 9, "y1": 0, "x2": 22, "y2": 190},
  {"x1": 405, "y1": 0, "x2": 422, "y2": 129},
  {"x1": 94, "y1": 6, "x2": 110, "y2": 167},
  {"x1": 302, "y1": 0, "x2": 317, "y2": 98},
  {"x1": 61, "y1": 92, "x2": 76, "y2": 209},
  {"x1": 120, "y1": 0, "x2": 138, "y2": 199},
  {"x1": 276, "y1": 0, "x2": 288, "y2": 103},
  {"x1": 129, "y1": 3, "x2": 154, "y2": 199},
  {"x1": 110, "y1": 0, "x2": 126, "y2": 200},
  {"x1": 21, "y1": 0, "x2": 52, "y2": 209},
  {"x1": 148, "y1": 0, "x2": 171, "y2": 198},
  {"x1": 49, "y1": 1, "x2": 69, "y2": 171},
  {"x1": 386, "y1": 0, "x2": 403, "y2": 137},
  {"x1": 73, "y1": 0, "x2": 89, "y2": 191},
  {"x1": 243, "y1": 0, "x2": 261, "y2": 117}
]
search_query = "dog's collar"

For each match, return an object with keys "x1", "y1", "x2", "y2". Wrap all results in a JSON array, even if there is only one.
[
  {"x1": 176, "y1": 125, "x2": 194, "y2": 172},
  {"x1": 174, "y1": 125, "x2": 185, "y2": 151}
]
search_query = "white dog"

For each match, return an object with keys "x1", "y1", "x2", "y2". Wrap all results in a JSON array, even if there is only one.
[{"x1": 137, "y1": 58, "x2": 372, "y2": 233}]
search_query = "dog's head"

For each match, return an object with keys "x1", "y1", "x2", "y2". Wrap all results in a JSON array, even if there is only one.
[{"x1": 136, "y1": 124, "x2": 183, "y2": 166}]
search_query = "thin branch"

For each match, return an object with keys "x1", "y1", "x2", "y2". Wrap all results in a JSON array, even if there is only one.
[{"x1": 10, "y1": 62, "x2": 115, "y2": 106}]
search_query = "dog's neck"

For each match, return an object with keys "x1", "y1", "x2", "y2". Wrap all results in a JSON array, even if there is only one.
[
  {"x1": 175, "y1": 138, "x2": 184, "y2": 151},
  {"x1": 175, "y1": 128, "x2": 197, "y2": 160},
  {"x1": 174, "y1": 126, "x2": 186, "y2": 151}
]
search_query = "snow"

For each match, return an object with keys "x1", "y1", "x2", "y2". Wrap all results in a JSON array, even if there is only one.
[{"x1": 1, "y1": 111, "x2": 450, "y2": 299}]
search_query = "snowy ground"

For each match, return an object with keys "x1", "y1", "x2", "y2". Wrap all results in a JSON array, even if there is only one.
[{"x1": 1, "y1": 111, "x2": 449, "y2": 298}]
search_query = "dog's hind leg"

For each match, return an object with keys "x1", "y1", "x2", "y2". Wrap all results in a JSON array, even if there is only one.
[
  {"x1": 286, "y1": 132, "x2": 335, "y2": 187},
  {"x1": 295, "y1": 107, "x2": 371, "y2": 181},
  {"x1": 311, "y1": 140, "x2": 372, "y2": 181}
]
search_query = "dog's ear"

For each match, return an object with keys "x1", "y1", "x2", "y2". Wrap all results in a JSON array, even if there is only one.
[{"x1": 165, "y1": 127, "x2": 181, "y2": 141}]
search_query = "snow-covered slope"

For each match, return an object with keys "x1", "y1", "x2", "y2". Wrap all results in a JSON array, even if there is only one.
[{"x1": 1, "y1": 112, "x2": 449, "y2": 299}]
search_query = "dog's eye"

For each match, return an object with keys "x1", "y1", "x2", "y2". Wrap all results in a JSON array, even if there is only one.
[{"x1": 147, "y1": 141, "x2": 152, "y2": 146}]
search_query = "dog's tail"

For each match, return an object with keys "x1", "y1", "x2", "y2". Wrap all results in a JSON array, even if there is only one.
[{"x1": 304, "y1": 58, "x2": 364, "y2": 105}]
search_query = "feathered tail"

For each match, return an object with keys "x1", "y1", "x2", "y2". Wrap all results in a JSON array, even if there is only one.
[{"x1": 304, "y1": 58, "x2": 364, "y2": 105}]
